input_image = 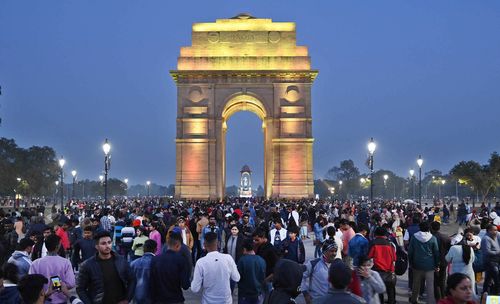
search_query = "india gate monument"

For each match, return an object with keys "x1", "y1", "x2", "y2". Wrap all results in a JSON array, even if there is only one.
[{"x1": 171, "y1": 14, "x2": 317, "y2": 199}]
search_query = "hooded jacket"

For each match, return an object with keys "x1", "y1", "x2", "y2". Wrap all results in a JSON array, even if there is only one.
[
  {"x1": 264, "y1": 259, "x2": 304, "y2": 304},
  {"x1": 7, "y1": 250, "x2": 32, "y2": 277},
  {"x1": 408, "y1": 231, "x2": 440, "y2": 271}
]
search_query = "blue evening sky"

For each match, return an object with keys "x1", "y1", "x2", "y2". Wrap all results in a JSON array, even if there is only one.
[{"x1": 1, "y1": 1, "x2": 499, "y2": 188}]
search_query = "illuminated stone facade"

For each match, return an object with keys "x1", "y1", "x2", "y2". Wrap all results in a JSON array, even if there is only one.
[{"x1": 171, "y1": 14, "x2": 317, "y2": 199}]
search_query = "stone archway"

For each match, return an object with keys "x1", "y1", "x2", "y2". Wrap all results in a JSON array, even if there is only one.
[{"x1": 171, "y1": 14, "x2": 317, "y2": 199}]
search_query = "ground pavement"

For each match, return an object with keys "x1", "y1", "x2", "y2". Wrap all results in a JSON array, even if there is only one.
[{"x1": 183, "y1": 221, "x2": 465, "y2": 304}]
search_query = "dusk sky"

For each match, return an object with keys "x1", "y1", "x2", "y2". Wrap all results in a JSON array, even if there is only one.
[{"x1": 1, "y1": 1, "x2": 499, "y2": 188}]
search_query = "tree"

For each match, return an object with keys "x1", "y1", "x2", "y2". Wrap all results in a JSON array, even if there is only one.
[
  {"x1": 0, "y1": 138, "x2": 59, "y2": 196},
  {"x1": 450, "y1": 152, "x2": 500, "y2": 200},
  {"x1": 325, "y1": 159, "x2": 360, "y2": 181}
]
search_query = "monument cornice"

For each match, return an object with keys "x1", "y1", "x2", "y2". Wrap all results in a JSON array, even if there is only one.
[{"x1": 170, "y1": 70, "x2": 318, "y2": 83}]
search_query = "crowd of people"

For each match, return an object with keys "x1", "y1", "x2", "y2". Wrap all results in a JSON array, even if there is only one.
[{"x1": 0, "y1": 196, "x2": 498, "y2": 304}]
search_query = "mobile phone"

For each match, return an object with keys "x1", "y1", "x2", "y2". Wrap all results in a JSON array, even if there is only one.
[
  {"x1": 50, "y1": 276, "x2": 62, "y2": 291},
  {"x1": 486, "y1": 295, "x2": 499, "y2": 304}
]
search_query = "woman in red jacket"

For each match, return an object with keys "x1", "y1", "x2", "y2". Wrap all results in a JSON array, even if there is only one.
[{"x1": 438, "y1": 273, "x2": 476, "y2": 304}]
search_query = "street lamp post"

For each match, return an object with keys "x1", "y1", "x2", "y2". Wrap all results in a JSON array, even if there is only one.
[
  {"x1": 338, "y1": 180, "x2": 343, "y2": 200},
  {"x1": 383, "y1": 174, "x2": 389, "y2": 199},
  {"x1": 439, "y1": 179, "x2": 446, "y2": 200},
  {"x1": 71, "y1": 170, "x2": 77, "y2": 199},
  {"x1": 367, "y1": 138, "x2": 376, "y2": 203},
  {"x1": 417, "y1": 155, "x2": 423, "y2": 204},
  {"x1": 124, "y1": 178, "x2": 128, "y2": 195},
  {"x1": 54, "y1": 181, "x2": 59, "y2": 202},
  {"x1": 409, "y1": 169, "x2": 415, "y2": 200},
  {"x1": 146, "y1": 181, "x2": 151, "y2": 197},
  {"x1": 102, "y1": 139, "x2": 111, "y2": 206},
  {"x1": 58, "y1": 156, "x2": 65, "y2": 211}
]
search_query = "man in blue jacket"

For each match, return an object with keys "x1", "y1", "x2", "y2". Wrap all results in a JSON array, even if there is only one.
[
  {"x1": 408, "y1": 221, "x2": 440, "y2": 304},
  {"x1": 348, "y1": 224, "x2": 369, "y2": 267},
  {"x1": 130, "y1": 239, "x2": 157, "y2": 304}
]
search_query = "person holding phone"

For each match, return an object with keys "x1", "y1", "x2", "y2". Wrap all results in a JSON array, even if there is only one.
[{"x1": 29, "y1": 234, "x2": 75, "y2": 304}]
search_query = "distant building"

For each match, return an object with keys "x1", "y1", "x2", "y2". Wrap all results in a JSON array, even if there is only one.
[{"x1": 239, "y1": 165, "x2": 252, "y2": 198}]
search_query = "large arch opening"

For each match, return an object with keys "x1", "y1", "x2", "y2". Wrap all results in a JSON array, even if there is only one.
[
  {"x1": 225, "y1": 112, "x2": 264, "y2": 196},
  {"x1": 221, "y1": 94, "x2": 271, "y2": 198}
]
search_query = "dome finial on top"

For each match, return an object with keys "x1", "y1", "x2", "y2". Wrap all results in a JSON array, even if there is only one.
[{"x1": 231, "y1": 13, "x2": 256, "y2": 20}]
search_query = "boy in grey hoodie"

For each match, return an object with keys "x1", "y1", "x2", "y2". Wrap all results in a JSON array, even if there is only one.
[{"x1": 408, "y1": 222, "x2": 440, "y2": 304}]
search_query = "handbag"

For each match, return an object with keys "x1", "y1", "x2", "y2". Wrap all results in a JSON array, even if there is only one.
[{"x1": 378, "y1": 271, "x2": 397, "y2": 285}]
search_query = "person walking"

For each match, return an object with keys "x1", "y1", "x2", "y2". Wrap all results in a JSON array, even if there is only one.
[
  {"x1": 368, "y1": 227, "x2": 397, "y2": 304},
  {"x1": 71, "y1": 226, "x2": 96, "y2": 267},
  {"x1": 408, "y1": 221, "x2": 440, "y2": 304},
  {"x1": 29, "y1": 234, "x2": 75, "y2": 304},
  {"x1": 149, "y1": 232, "x2": 191, "y2": 304},
  {"x1": 253, "y1": 228, "x2": 280, "y2": 295},
  {"x1": 191, "y1": 231, "x2": 240, "y2": 304},
  {"x1": 445, "y1": 240, "x2": 476, "y2": 297},
  {"x1": 355, "y1": 256, "x2": 386, "y2": 304},
  {"x1": 349, "y1": 223, "x2": 369, "y2": 268},
  {"x1": 282, "y1": 225, "x2": 306, "y2": 264},
  {"x1": 149, "y1": 222, "x2": 163, "y2": 256},
  {"x1": 130, "y1": 239, "x2": 157, "y2": 304},
  {"x1": 7, "y1": 237, "x2": 34, "y2": 278},
  {"x1": 237, "y1": 238, "x2": 266, "y2": 304},
  {"x1": 301, "y1": 239, "x2": 338, "y2": 304},
  {"x1": 314, "y1": 259, "x2": 367, "y2": 304},
  {"x1": 77, "y1": 231, "x2": 134, "y2": 304},
  {"x1": 481, "y1": 224, "x2": 500, "y2": 294}
]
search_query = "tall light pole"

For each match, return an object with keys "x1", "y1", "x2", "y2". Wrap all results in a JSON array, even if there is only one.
[
  {"x1": 58, "y1": 156, "x2": 65, "y2": 211},
  {"x1": 146, "y1": 180, "x2": 151, "y2": 197},
  {"x1": 409, "y1": 169, "x2": 415, "y2": 200},
  {"x1": 367, "y1": 138, "x2": 376, "y2": 203},
  {"x1": 54, "y1": 180, "x2": 59, "y2": 202},
  {"x1": 102, "y1": 139, "x2": 111, "y2": 205},
  {"x1": 338, "y1": 180, "x2": 343, "y2": 200},
  {"x1": 124, "y1": 178, "x2": 129, "y2": 195},
  {"x1": 417, "y1": 155, "x2": 423, "y2": 204},
  {"x1": 439, "y1": 179, "x2": 446, "y2": 200},
  {"x1": 71, "y1": 170, "x2": 77, "y2": 199}
]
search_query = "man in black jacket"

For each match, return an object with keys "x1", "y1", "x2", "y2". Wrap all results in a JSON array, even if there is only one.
[
  {"x1": 77, "y1": 231, "x2": 134, "y2": 304},
  {"x1": 150, "y1": 231, "x2": 190, "y2": 303}
]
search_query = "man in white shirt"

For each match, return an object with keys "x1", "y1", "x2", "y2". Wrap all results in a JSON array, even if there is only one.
[
  {"x1": 269, "y1": 219, "x2": 288, "y2": 253},
  {"x1": 191, "y1": 231, "x2": 240, "y2": 304}
]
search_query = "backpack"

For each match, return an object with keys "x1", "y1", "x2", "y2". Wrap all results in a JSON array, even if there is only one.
[
  {"x1": 473, "y1": 249, "x2": 484, "y2": 272},
  {"x1": 395, "y1": 245, "x2": 408, "y2": 275}
]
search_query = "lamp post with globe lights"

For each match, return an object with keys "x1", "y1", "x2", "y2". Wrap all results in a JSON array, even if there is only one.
[
  {"x1": 71, "y1": 170, "x2": 77, "y2": 199},
  {"x1": 102, "y1": 139, "x2": 111, "y2": 205},
  {"x1": 409, "y1": 169, "x2": 415, "y2": 200},
  {"x1": 367, "y1": 138, "x2": 376, "y2": 203},
  {"x1": 338, "y1": 180, "x2": 343, "y2": 199},
  {"x1": 58, "y1": 156, "x2": 65, "y2": 211},
  {"x1": 124, "y1": 178, "x2": 129, "y2": 195},
  {"x1": 146, "y1": 181, "x2": 151, "y2": 197},
  {"x1": 439, "y1": 179, "x2": 446, "y2": 200},
  {"x1": 417, "y1": 155, "x2": 424, "y2": 204}
]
